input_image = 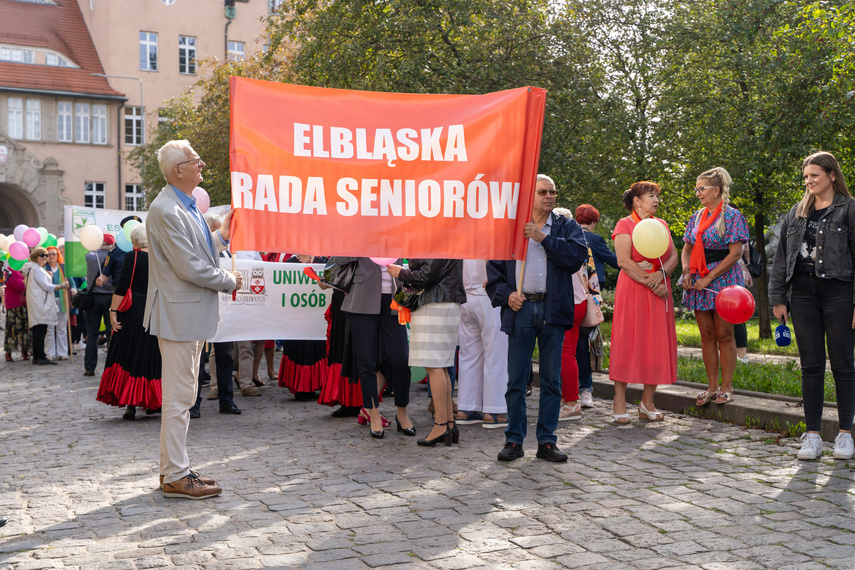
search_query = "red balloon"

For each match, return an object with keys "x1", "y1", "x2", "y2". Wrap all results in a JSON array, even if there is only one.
[{"x1": 715, "y1": 286, "x2": 756, "y2": 324}]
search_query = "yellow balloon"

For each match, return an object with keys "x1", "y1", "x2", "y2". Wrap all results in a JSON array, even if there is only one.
[{"x1": 632, "y1": 218, "x2": 669, "y2": 259}]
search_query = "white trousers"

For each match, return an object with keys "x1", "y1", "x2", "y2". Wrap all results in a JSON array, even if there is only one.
[
  {"x1": 45, "y1": 304, "x2": 69, "y2": 359},
  {"x1": 457, "y1": 294, "x2": 509, "y2": 414},
  {"x1": 158, "y1": 338, "x2": 203, "y2": 484}
]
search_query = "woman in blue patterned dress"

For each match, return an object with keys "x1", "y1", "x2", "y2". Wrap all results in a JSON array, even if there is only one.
[{"x1": 680, "y1": 167, "x2": 749, "y2": 405}]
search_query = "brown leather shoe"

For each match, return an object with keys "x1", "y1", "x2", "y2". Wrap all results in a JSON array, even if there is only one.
[
  {"x1": 83, "y1": 370, "x2": 95, "y2": 377},
  {"x1": 162, "y1": 473, "x2": 221, "y2": 500},
  {"x1": 160, "y1": 470, "x2": 215, "y2": 488}
]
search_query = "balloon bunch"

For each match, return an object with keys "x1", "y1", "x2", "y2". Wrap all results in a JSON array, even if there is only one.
[{"x1": 0, "y1": 224, "x2": 59, "y2": 271}]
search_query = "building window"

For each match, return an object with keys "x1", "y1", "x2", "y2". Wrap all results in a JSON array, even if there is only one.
[
  {"x1": 125, "y1": 184, "x2": 144, "y2": 211},
  {"x1": 268, "y1": 0, "x2": 285, "y2": 12},
  {"x1": 227, "y1": 41, "x2": 245, "y2": 61},
  {"x1": 124, "y1": 106, "x2": 143, "y2": 145},
  {"x1": 179, "y1": 36, "x2": 196, "y2": 74},
  {"x1": 0, "y1": 47, "x2": 33, "y2": 63},
  {"x1": 139, "y1": 32, "x2": 158, "y2": 71},
  {"x1": 57, "y1": 101, "x2": 72, "y2": 142},
  {"x1": 75, "y1": 103, "x2": 90, "y2": 143},
  {"x1": 25, "y1": 99, "x2": 40, "y2": 140},
  {"x1": 7, "y1": 97, "x2": 23, "y2": 139},
  {"x1": 92, "y1": 104, "x2": 107, "y2": 145},
  {"x1": 85, "y1": 182, "x2": 105, "y2": 209}
]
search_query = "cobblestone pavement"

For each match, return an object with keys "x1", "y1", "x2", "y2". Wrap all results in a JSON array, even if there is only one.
[{"x1": 2, "y1": 351, "x2": 855, "y2": 569}]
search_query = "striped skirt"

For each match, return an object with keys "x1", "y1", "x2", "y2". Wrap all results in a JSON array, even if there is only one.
[{"x1": 409, "y1": 302, "x2": 461, "y2": 368}]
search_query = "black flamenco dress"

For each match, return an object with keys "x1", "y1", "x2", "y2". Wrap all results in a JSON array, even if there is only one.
[
  {"x1": 278, "y1": 256, "x2": 330, "y2": 395},
  {"x1": 318, "y1": 288, "x2": 364, "y2": 407},
  {"x1": 96, "y1": 250, "x2": 162, "y2": 409}
]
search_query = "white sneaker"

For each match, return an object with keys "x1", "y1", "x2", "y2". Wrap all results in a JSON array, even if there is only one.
[
  {"x1": 833, "y1": 433, "x2": 854, "y2": 460},
  {"x1": 580, "y1": 391, "x2": 594, "y2": 408},
  {"x1": 797, "y1": 432, "x2": 823, "y2": 460},
  {"x1": 737, "y1": 355, "x2": 750, "y2": 364}
]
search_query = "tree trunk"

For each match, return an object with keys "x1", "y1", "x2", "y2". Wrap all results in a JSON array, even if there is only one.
[{"x1": 754, "y1": 213, "x2": 772, "y2": 339}]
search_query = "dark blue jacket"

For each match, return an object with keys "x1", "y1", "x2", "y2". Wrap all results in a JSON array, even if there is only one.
[
  {"x1": 486, "y1": 213, "x2": 588, "y2": 333},
  {"x1": 583, "y1": 229, "x2": 619, "y2": 288}
]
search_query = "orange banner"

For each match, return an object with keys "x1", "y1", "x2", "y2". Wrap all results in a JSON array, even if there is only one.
[{"x1": 229, "y1": 78, "x2": 546, "y2": 260}]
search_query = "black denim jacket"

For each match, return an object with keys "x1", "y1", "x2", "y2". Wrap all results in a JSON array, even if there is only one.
[{"x1": 768, "y1": 192, "x2": 855, "y2": 305}]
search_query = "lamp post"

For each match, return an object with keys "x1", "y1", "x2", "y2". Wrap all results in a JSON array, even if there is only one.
[{"x1": 90, "y1": 73, "x2": 144, "y2": 210}]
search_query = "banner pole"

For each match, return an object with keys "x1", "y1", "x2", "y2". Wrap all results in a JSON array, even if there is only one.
[{"x1": 517, "y1": 261, "x2": 526, "y2": 295}]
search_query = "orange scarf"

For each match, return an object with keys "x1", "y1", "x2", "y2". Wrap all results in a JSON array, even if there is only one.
[
  {"x1": 631, "y1": 211, "x2": 663, "y2": 272},
  {"x1": 688, "y1": 202, "x2": 723, "y2": 277}
]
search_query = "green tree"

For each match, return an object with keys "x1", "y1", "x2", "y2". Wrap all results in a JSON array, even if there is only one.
[{"x1": 655, "y1": 0, "x2": 853, "y2": 337}]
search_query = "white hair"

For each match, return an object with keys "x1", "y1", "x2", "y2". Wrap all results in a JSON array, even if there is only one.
[
  {"x1": 204, "y1": 212, "x2": 223, "y2": 231},
  {"x1": 130, "y1": 224, "x2": 148, "y2": 248},
  {"x1": 552, "y1": 207, "x2": 573, "y2": 219},
  {"x1": 156, "y1": 140, "x2": 193, "y2": 180},
  {"x1": 536, "y1": 173, "x2": 556, "y2": 189}
]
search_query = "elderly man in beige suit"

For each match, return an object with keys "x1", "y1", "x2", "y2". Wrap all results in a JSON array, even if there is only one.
[{"x1": 144, "y1": 139, "x2": 242, "y2": 499}]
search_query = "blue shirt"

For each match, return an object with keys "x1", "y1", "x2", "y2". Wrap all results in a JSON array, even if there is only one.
[
  {"x1": 170, "y1": 185, "x2": 227, "y2": 257},
  {"x1": 516, "y1": 215, "x2": 552, "y2": 293}
]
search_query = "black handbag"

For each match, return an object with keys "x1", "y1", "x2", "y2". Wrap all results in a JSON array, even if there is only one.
[
  {"x1": 323, "y1": 260, "x2": 356, "y2": 293},
  {"x1": 394, "y1": 284, "x2": 424, "y2": 310}
]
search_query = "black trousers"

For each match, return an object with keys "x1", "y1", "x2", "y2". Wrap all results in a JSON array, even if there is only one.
[
  {"x1": 347, "y1": 294, "x2": 410, "y2": 408},
  {"x1": 791, "y1": 274, "x2": 855, "y2": 432},
  {"x1": 31, "y1": 324, "x2": 47, "y2": 361},
  {"x1": 192, "y1": 341, "x2": 236, "y2": 411}
]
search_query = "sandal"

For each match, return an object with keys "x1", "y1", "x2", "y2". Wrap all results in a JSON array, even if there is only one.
[
  {"x1": 638, "y1": 403, "x2": 664, "y2": 421},
  {"x1": 715, "y1": 391, "x2": 734, "y2": 404},
  {"x1": 696, "y1": 391, "x2": 716, "y2": 406},
  {"x1": 613, "y1": 413, "x2": 631, "y2": 425}
]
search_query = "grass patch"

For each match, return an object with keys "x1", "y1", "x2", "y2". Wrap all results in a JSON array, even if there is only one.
[{"x1": 676, "y1": 355, "x2": 835, "y2": 401}]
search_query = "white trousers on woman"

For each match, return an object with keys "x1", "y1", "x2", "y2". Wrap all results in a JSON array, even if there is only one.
[
  {"x1": 457, "y1": 293, "x2": 508, "y2": 415},
  {"x1": 45, "y1": 302, "x2": 69, "y2": 359}
]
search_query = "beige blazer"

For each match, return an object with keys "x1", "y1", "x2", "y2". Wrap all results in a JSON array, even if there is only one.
[{"x1": 143, "y1": 186, "x2": 235, "y2": 341}]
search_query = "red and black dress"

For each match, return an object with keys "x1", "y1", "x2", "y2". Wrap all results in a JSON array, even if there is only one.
[
  {"x1": 318, "y1": 288, "x2": 364, "y2": 407},
  {"x1": 278, "y1": 256, "x2": 329, "y2": 396},
  {"x1": 96, "y1": 250, "x2": 162, "y2": 410}
]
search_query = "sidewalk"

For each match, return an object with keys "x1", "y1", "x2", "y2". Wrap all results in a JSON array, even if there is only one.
[{"x1": 2, "y1": 346, "x2": 855, "y2": 568}]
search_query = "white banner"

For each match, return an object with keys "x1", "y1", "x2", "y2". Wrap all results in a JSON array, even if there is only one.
[
  {"x1": 63, "y1": 205, "x2": 148, "y2": 276},
  {"x1": 210, "y1": 259, "x2": 331, "y2": 342}
]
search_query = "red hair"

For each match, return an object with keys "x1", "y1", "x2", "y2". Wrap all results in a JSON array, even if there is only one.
[{"x1": 574, "y1": 204, "x2": 600, "y2": 225}]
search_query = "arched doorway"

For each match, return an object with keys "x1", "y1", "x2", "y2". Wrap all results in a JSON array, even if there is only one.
[{"x1": 0, "y1": 137, "x2": 66, "y2": 236}]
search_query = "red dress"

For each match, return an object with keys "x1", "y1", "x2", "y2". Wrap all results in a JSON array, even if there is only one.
[{"x1": 609, "y1": 216, "x2": 678, "y2": 385}]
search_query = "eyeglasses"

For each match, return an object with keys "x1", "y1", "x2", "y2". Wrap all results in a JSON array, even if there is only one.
[
  {"x1": 176, "y1": 158, "x2": 204, "y2": 168},
  {"x1": 694, "y1": 186, "x2": 716, "y2": 194},
  {"x1": 537, "y1": 189, "x2": 558, "y2": 196},
  {"x1": 39, "y1": 254, "x2": 48, "y2": 258}
]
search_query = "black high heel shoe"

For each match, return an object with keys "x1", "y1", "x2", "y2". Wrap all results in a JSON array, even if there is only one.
[
  {"x1": 449, "y1": 421, "x2": 459, "y2": 444},
  {"x1": 370, "y1": 427, "x2": 385, "y2": 439},
  {"x1": 417, "y1": 422, "x2": 452, "y2": 447},
  {"x1": 396, "y1": 417, "x2": 416, "y2": 437}
]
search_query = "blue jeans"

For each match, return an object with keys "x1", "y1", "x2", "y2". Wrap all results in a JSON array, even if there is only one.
[
  {"x1": 505, "y1": 300, "x2": 564, "y2": 445},
  {"x1": 790, "y1": 274, "x2": 855, "y2": 432}
]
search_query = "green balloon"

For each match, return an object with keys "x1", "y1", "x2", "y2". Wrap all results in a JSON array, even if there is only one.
[
  {"x1": 44, "y1": 233, "x2": 58, "y2": 248},
  {"x1": 123, "y1": 220, "x2": 141, "y2": 241},
  {"x1": 8, "y1": 257, "x2": 25, "y2": 270},
  {"x1": 36, "y1": 227, "x2": 49, "y2": 246}
]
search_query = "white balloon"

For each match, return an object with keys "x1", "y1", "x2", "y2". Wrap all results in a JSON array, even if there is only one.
[
  {"x1": 0, "y1": 234, "x2": 7, "y2": 251},
  {"x1": 79, "y1": 225, "x2": 105, "y2": 251}
]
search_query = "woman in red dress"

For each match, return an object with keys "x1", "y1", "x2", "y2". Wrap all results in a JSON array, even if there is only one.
[{"x1": 609, "y1": 181, "x2": 679, "y2": 423}]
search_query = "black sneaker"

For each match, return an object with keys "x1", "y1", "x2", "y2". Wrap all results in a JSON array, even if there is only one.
[
  {"x1": 497, "y1": 442, "x2": 524, "y2": 462},
  {"x1": 536, "y1": 442, "x2": 568, "y2": 462}
]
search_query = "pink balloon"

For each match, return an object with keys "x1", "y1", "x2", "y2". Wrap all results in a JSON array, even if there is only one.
[
  {"x1": 192, "y1": 187, "x2": 210, "y2": 213},
  {"x1": 13, "y1": 224, "x2": 28, "y2": 242},
  {"x1": 22, "y1": 227, "x2": 41, "y2": 247},
  {"x1": 8, "y1": 241, "x2": 29, "y2": 261},
  {"x1": 370, "y1": 257, "x2": 398, "y2": 265}
]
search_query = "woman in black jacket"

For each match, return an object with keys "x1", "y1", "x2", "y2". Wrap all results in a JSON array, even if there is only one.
[
  {"x1": 769, "y1": 151, "x2": 855, "y2": 461},
  {"x1": 389, "y1": 259, "x2": 466, "y2": 446}
]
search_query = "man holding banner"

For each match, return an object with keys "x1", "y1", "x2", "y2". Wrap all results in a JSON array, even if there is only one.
[
  {"x1": 487, "y1": 174, "x2": 588, "y2": 463},
  {"x1": 144, "y1": 140, "x2": 242, "y2": 500}
]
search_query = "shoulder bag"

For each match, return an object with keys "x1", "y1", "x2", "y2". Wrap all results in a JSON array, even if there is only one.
[
  {"x1": 578, "y1": 250, "x2": 604, "y2": 327},
  {"x1": 116, "y1": 251, "x2": 137, "y2": 312},
  {"x1": 323, "y1": 259, "x2": 356, "y2": 293}
]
